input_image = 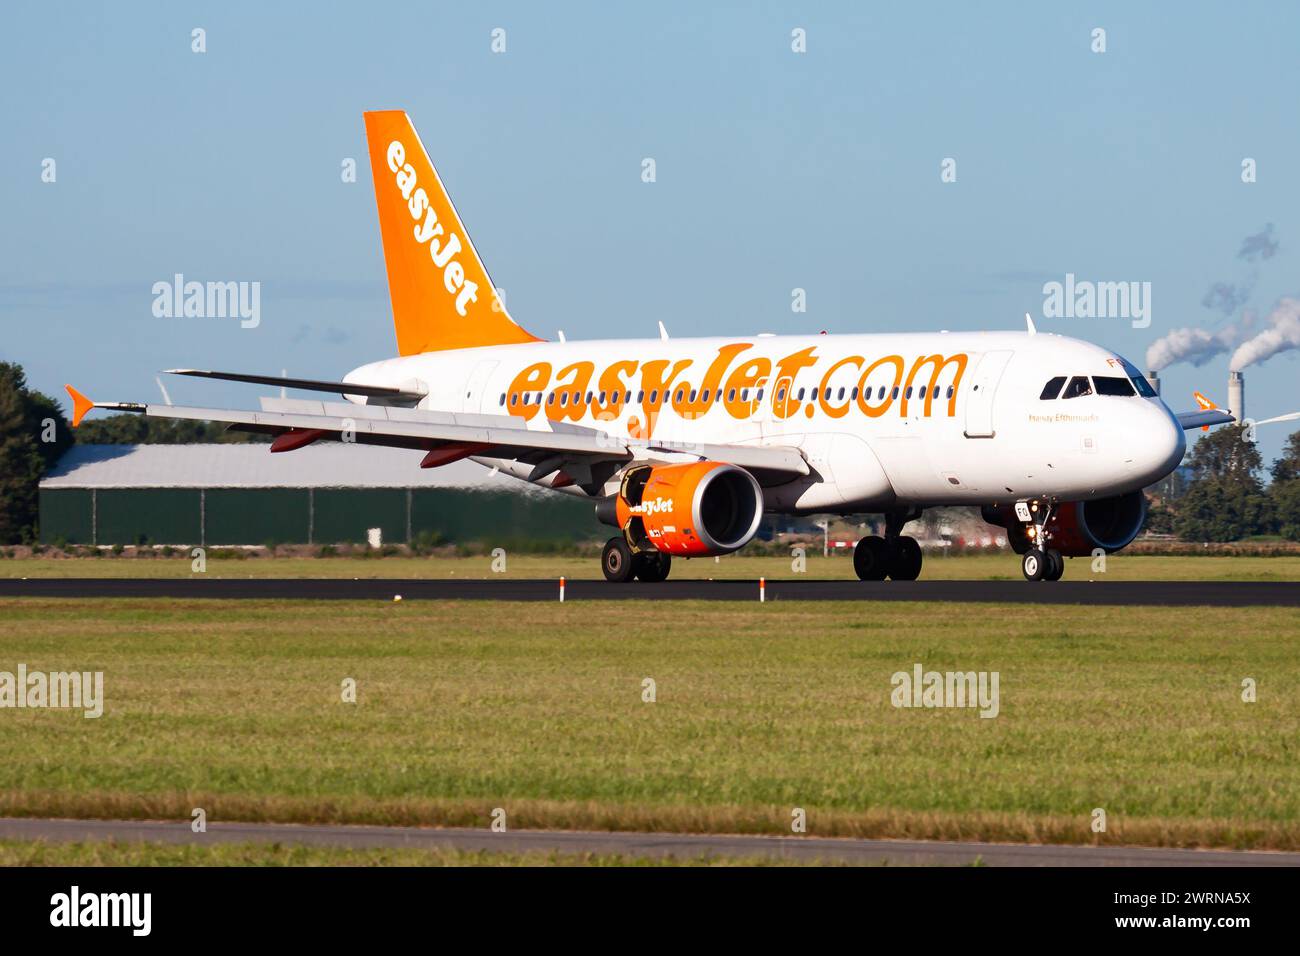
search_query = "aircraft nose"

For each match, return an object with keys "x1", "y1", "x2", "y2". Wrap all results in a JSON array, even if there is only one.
[{"x1": 1131, "y1": 403, "x2": 1185, "y2": 484}]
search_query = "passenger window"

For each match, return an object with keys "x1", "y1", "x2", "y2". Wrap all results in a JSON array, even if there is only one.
[
  {"x1": 1040, "y1": 376, "x2": 1066, "y2": 400},
  {"x1": 1061, "y1": 376, "x2": 1093, "y2": 399},
  {"x1": 945, "y1": 385, "x2": 954, "y2": 399},
  {"x1": 1094, "y1": 376, "x2": 1136, "y2": 397},
  {"x1": 702, "y1": 389, "x2": 711, "y2": 402},
  {"x1": 796, "y1": 387, "x2": 805, "y2": 401}
]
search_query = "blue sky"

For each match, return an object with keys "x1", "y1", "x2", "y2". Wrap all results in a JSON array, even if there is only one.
[{"x1": 3, "y1": 1, "x2": 1298, "y2": 467}]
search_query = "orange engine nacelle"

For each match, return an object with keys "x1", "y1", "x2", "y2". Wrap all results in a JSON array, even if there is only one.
[
  {"x1": 982, "y1": 491, "x2": 1147, "y2": 557},
  {"x1": 613, "y1": 462, "x2": 764, "y2": 557}
]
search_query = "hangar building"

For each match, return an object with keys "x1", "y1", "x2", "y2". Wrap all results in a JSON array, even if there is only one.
[{"x1": 38, "y1": 444, "x2": 599, "y2": 547}]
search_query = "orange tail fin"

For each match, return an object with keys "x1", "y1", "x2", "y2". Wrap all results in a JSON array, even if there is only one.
[
  {"x1": 1193, "y1": 390, "x2": 1217, "y2": 431},
  {"x1": 364, "y1": 110, "x2": 542, "y2": 355}
]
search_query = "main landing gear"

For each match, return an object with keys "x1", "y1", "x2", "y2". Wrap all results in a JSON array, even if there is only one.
[
  {"x1": 1016, "y1": 498, "x2": 1065, "y2": 582},
  {"x1": 601, "y1": 536, "x2": 672, "y2": 583},
  {"x1": 853, "y1": 508, "x2": 923, "y2": 581}
]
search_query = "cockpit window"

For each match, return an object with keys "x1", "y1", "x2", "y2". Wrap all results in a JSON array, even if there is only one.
[
  {"x1": 1131, "y1": 375, "x2": 1156, "y2": 398},
  {"x1": 1061, "y1": 376, "x2": 1093, "y2": 399},
  {"x1": 1039, "y1": 376, "x2": 1066, "y2": 400},
  {"x1": 1094, "y1": 376, "x2": 1136, "y2": 397}
]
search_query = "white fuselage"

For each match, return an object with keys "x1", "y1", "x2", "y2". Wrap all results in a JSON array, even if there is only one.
[{"x1": 345, "y1": 330, "x2": 1185, "y2": 514}]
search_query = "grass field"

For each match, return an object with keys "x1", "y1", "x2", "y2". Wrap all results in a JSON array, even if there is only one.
[
  {"x1": 4, "y1": 553, "x2": 1300, "y2": 581},
  {"x1": 0, "y1": 840, "x2": 808, "y2": 867},
  {"x1": 1, "y1": 597, "x2": 1297, "y2": 854}
]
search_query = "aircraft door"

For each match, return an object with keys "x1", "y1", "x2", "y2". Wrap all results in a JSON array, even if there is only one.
[{"x1": 963, "y1": 350, "x2": 1013, "y2": 438}]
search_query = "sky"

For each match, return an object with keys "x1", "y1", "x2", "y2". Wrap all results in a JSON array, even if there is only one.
[{"x1": 3, "y1": 1, "x2": 1298, "y2": 469}]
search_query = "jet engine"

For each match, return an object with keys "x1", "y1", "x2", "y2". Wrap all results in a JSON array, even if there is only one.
[
  {"x1": 982, "y1": 490, "x2": 1147, "y2": 557},
  {"x1": 596, "y1": 461, "x2": 764, "y2": 556}
]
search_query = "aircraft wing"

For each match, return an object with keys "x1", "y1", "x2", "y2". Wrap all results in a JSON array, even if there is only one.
[
  {"x1": 64, "y1": 386, "x2": 809, "y2": 493},
  {"x1": 1175, "y1": 409, "x2": 1236, "y2": 430}
]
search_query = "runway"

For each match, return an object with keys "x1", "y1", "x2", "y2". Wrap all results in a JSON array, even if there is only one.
[
  {"x1": 1, "y1": 817, "x2": 1294, "y2": 866},
  {"x1": 1, "y1": 577, "x2": 1298, "y2": 605}
]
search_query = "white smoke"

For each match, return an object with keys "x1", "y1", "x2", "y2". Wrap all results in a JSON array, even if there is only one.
[
  {"x1": 1238, "y1": 223, "x2": 1279, "y2": 263},
  {"x1": 1229, "y1": 297, "x2": 1300, "y2": 371},
  {"x1": 1145, "y1": 316, "x2": 1252, "y2": 372},
  {"x1": 1145, "y1": 224, "x2": 1279, "y2": 371}
]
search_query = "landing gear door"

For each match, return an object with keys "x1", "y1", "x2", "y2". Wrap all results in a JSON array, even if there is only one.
[
  {"x1": 963, "y1": 350, "x2": 1013, "y2": 438},
  {"x1": 460, "y1": 360, "x2": 500, "y2": 414}
]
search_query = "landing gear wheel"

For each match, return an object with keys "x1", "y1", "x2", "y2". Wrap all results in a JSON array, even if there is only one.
[
  {"x1": 889, "y1": 536, "x2": 923, "y2": 581},
  {"x1": 853, "y1": 535, "x2": 890, "y2": 581},
  {"x1": 602, "y1": 536, "x2": 636, "y2": 582},
  {"x1": 634, "y1": 549, "x2": 672, "y2": 582},
  {"x1": 1022, "y1": 548, "x2": 1047, "y2": 582},
  {"x1": 1043, "y1": 549, "x2": 1065, "y2": 582}
]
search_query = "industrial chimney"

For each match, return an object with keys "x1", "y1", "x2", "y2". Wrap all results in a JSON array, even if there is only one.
[
  {"x1": 1228, "y1": 370, "x2": 1245, "y2": 423},
  {"x1": 1145, "y1": 370, "x2": 1160, "y2": 396}
]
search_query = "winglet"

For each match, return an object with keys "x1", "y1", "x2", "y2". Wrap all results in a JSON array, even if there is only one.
[{"x1": 65, "y1": 384, "x2": 94, "y2": 428}]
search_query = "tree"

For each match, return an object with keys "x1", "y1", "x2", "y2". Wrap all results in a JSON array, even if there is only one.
[
  {"x1": 1270, "y1": 430, "x2": 1300, "y2": 540},
  {"x1": 1271, "y1": 431, "x2": 1300, "y2": 485},
  {"x1": 1173, "y1": 424, "x2": 1273, "y2": 542},
  {"x1": 0, "y1": 362, "x2": 74, "y2": 543}
]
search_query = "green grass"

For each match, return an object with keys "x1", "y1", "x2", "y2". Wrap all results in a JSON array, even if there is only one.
[
  {"x1": 0, "y1": 839, "x2": 812, "y2": 867},
  {"x1": 1, "y1": 597, "x2": 1297, "y2": 850},
  {"x1": 4, "y1": 553, "x2": 1300, "y2": 581}
]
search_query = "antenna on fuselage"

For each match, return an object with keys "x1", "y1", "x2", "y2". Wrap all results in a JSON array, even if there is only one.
[
  {"x1": 658, "y1": 321, "x2": 669, "y2": 340},
  {"x1": 1025, "y1": 313, "x2": 1037, "y2": 335}
]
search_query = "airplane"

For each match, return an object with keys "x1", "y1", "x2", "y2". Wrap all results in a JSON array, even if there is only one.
[{"x1": 66, "y1": 109, "x2": 1244, "y2": 583}]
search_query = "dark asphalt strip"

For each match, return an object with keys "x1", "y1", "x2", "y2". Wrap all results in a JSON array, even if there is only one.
[
  {"x1": 1, "y1": 818, "x2": 1296, "y2": 866},
  {"x1": 1, "y1": 578, "x2": 1298, "y2": 605}
]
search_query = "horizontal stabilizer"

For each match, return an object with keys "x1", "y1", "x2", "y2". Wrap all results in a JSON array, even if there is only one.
[
  {"x1": 1175, "y1": 409, "x2": 1236, "y2": 430},
  {"x1": 165, "y1": 369, "x2": 426, "y2": 402}
]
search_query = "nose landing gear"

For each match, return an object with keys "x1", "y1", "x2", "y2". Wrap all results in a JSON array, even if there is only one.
[{"x1": 1016, "y1": 498, "x2": 1065, "y2": 582}]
